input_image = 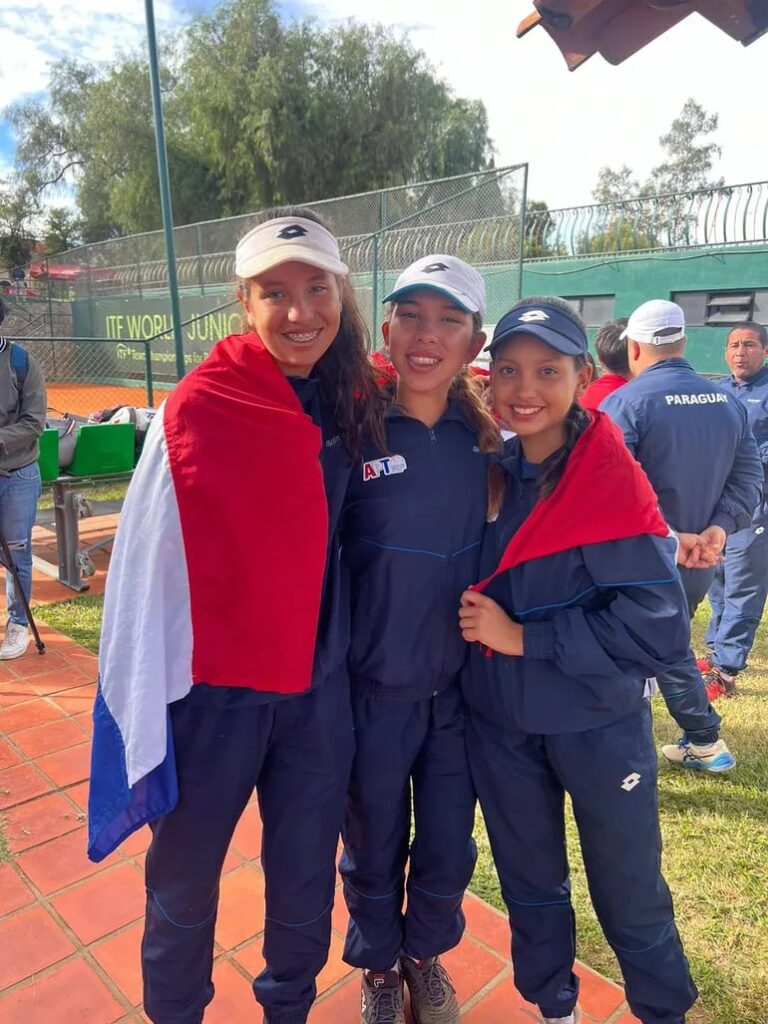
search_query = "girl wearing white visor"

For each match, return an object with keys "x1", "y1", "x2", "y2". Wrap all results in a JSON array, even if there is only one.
[{"x1": 89, "y1": 208, "x2": 386, "y2": 1024}]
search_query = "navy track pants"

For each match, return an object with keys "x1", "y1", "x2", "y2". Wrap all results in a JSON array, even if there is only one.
[
  {"x1": 142, "y1": 675, "x2": 355, "y2": 1024},
  {"x1": 340, "y1": 684, "x2": 477, "y2": 970},
  {"x1": 655, "y1": 567, "x2": 720, "y2": 745},
  {"x1": 705, "y1": 516, "x2": 768, "y2": 673},
  {"x1": 466, "y1": 705, "x2": 697, "y2": 1024}
]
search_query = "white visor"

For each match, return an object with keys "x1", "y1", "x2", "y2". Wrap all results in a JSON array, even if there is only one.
[{"x1": 235, "y1": 216, "x2": 348, "y2": 279}]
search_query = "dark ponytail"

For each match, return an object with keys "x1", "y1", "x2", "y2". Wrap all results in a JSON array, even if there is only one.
[
  {"x1": 537, "y1": 384, "x2": 590, "y2": 499},
  {"x1": 447, "y1": 369, "x2": 505, "y2": 520}
]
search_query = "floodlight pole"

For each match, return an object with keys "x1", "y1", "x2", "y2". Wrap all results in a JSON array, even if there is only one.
[{"x1": 144, "y1": 0, "x2": 186, "y2": 380}]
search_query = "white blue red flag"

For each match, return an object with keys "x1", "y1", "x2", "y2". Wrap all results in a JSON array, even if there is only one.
[{"x1": 88, "y1": 334, "x2": 328, "y2": 861}]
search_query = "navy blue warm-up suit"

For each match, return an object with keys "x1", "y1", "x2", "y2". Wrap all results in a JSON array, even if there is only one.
[
  {"x1": 601, "y1": 358, "x2": 761, "y2": 742},
  {"x1": 340, "y1": 402, "x2": 487, "y2": 971},
  {"x1": 462, "y1": 437, "x2": 698, "y2": 1024},
  {"x1": 142, "y1": 377, "x2": 355, "y2": 1024},
  {"x1": 704, "y1": 365, "x2": 768, "y2": 673}
]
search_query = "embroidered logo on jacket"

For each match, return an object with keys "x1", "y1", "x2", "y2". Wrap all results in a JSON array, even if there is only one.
[
  {"x1": 621, "y1": 772, "x2": 642, "y2": 792},
  {"x1": 362, "y1": 455, "x2": 407, "y2": 481},
  {"x1": 664, "y1": 393, "x2": 728, "y2": 406}
]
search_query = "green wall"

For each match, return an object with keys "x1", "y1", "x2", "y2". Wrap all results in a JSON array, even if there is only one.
[{"x1": 520, "y1": 245, "x2": 768, "y2": 374}]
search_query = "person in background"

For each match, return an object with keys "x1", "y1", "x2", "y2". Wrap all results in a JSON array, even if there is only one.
[
  {"x1": 460, "y1": 295, "x2": 697, "y2": 1024},
  {"x1": 580, "y1": 317, "x2": 630, "y2": 411},
  {"x1": 702, "y1": 322, "x2": 768, "y2": 697},
  {"x1": 601, "y1": 300, "x2": 762, "y2": 772},
  {"x1": 0, "y1": 297, "x2": 46, "y2": 660}
]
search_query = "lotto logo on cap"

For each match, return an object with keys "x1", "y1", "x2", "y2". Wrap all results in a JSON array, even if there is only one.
[
  {"x1": 383, "y1": 254, "x2": 486, "y2": 318},
  {"x1": 488, "y1": 298, "x2": 587, "y2": 357},
  {"x1": 235, "y1": 216, "x2": 348, "y2": 280},
  {"x1": 621, "y1": 300, "x2": 685, "y2": 345}
]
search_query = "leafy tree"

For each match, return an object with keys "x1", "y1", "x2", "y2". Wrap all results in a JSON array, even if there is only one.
[
  {"x1": 648, "y1": 98, "x2": 723, "y2": 195},
  {"x1": 40, "y1": 207, "x2": 83, "y2": 255},
  {"x1": 0, "y1": 183, "x2": 36, "y2": 269},
  {"x1": 587, "y1": 99, "x2": 723, "y2": 253},
  {"x1": 591, "y1": 165, "x2": 642, "y2": 205},
  {"x1": 5, "y1": 0, "x2": 493, "y2": 241}
]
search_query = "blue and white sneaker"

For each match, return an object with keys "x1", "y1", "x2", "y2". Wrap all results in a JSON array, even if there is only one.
[{"x1": 662, "y1": 737, "x2": 736, "y2": 773}]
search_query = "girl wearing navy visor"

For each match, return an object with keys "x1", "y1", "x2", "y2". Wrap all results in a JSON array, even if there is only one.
[
  {"x1": 339, "y1": 255, "x2": 501, "y2": 1024},
  {"x1": 459, "y1": 296, "x2": 698, "y2": 1024}
]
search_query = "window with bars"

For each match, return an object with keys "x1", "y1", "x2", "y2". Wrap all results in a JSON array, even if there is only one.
[
  {"x1": 674, "y1": 290, "x2": 768, "y2": 327},
  {"x1": 562, "y1": 295, "x2": 615, "y2": 327}
]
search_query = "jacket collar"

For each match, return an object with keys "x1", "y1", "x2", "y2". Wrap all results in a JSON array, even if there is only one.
[{"x1": 730, "y1": 364, "x2": 768, "y2": 389}]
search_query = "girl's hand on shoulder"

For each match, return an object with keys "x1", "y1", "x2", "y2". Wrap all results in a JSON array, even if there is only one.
[{"x1": 459, "y1": 590, "x2": 524, "y2": 656}]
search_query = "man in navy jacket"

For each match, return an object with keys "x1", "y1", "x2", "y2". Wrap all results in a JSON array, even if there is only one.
[
  {"x1": 702, "y1": 322, "x2": 768, "y2": 695},
  {"x1": 601, "y1": 300, "x2": 762, "y2": 772}
]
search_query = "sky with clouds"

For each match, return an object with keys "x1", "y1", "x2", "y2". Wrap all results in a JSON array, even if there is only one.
[{"x1": 1, "y1": 0, "x2": 766, "y2": 212}]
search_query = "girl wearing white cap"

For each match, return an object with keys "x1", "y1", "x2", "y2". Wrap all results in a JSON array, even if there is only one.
[
  {"x1": 89, "y1": 207, "x2": 386, "y2": 1024},
  {"x1": 339, "y1": 255, "x2": 501, "y2": 1024}
]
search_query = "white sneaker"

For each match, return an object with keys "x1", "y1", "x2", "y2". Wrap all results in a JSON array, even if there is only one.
[
  {"x1": 541, "y1": 1006, "x2": 582, "y2": 1023},
  {"x1": 0, "y1": 622, "x2": 31, "y2": 660},
  {"x1": 661, "y1": 737, "x2": 736, "y2": 773}
]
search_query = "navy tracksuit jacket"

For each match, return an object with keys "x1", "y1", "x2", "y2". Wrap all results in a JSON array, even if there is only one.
[
  {"x1": 143, "y1": 376, "x2": 355, "y2": 1024},
  {"x1": 462, "y1": 442, "x2": 697, "y2": 1024},
  {"x1": 339, "y1": 401, "x2": 487, "y2": 969},
  {"x1": 705, "y1": 365, "x2": 768, "y2": 672},
  {"x1": 601, "y1": 358, "x2": 762, "y2": 742}
]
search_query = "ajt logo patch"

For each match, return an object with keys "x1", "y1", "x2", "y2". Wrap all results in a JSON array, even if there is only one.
[{"x1": 362, "y1": 455, "x2": 408, "y2": 481}]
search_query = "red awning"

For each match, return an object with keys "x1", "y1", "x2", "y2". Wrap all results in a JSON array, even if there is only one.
[{"x1": 518, "y1": 1, "x2": 768, "y2": 70}]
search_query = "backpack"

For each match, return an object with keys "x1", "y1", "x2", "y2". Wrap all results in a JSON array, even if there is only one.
[{"x1": 9, "y1": 343, "x2": 28, "y2": 391}]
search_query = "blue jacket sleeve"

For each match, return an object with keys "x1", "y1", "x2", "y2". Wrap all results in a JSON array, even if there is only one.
[
  {"x1": 710, "y1": 411, "x2": 762, "y2": 534},
  {"x1": 599, "y1": 391, "x2": 639, "y2": 457},
  {"x1": 522, "y1": 534, "x2": 691, "y2": 679}
]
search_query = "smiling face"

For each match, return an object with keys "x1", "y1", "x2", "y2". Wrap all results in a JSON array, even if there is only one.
[
  {"x1": 240, "y1": 260, "x2": 342, "y2": 377},
  {"x1": 383, "y1": 289, "x2": 484, "y2": 395},
  {"x1": 491, "y1": 334, "x2": 591, "y2": 461},
  {"x1": 725, "y1": 327, "x2": 768, "y2": 382}
]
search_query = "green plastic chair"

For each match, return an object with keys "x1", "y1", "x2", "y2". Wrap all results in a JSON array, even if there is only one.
[
  {"x1": 66, "y1": 423, "x2": 136, "y2": 477},
  {"x1": 38, "y1": 428, "x2": 60, "y2": 483}
]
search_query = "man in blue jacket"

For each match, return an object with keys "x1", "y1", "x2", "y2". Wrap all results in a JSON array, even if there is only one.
[
  {"x1": 601, "y1": 300, "x2": 762, "y2": 772},
  {"x1": 702, "y1": 322, "x2": 768, "y2": 696}
]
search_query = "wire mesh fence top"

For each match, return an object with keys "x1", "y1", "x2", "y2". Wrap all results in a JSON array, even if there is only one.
[{"x1": 20, "y1": 165, "x2": 527, "y2": 300}]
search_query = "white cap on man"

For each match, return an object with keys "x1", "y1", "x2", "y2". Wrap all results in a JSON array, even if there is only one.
[
  {"x1": 384, "y1": 254, "x2": 486, "y2": 318},
  {"x1": 621, "y1": 299, "x2": 686, "y2": 345},
  {"x1": 235, "y1": 216, "x2": 348, "y2": 279}
]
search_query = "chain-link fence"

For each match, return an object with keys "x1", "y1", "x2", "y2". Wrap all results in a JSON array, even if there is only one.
[{"x1": 3, "y1": 165, "x2": 528, "y2": 411}]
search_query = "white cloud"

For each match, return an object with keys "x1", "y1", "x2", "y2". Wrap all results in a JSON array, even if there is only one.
[
  {"x1": 1, "y1": 0, "x2": 766, "y2": 209},
  {"x1": 0, "y1": 1, "x2": 182, "y2": 108},
  {"x1": 301, "y1": 0, "x2": 768, "y2": 207}
]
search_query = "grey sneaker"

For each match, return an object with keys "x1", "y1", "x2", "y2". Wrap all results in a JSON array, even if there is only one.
[
  {"x1": 0, "y1": 622, "x2": 30, "y2": 661},
  {"x1": 541, "y1": 1006, "x2": 582, "y2": 1024},
  {"x1": 361, "y1": 969, "x2": 405, "y2": 1024},
  {"x1": 399, "y1": 956, "x2": 459, "y2": 1024}
]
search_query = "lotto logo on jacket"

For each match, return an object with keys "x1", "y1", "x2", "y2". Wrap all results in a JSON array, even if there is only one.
[{"x1": 362, "y1": 454, "x2": 407, "y2": 480}]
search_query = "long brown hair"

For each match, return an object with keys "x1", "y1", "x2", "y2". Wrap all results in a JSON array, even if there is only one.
[{"x1": 237, "y1": 205, "x2": 387, "y2": 458}]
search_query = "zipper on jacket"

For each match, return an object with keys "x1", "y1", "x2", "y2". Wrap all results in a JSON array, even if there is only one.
[{"x1": 429, "y1": 428, "x2": 438, "y2": 443}]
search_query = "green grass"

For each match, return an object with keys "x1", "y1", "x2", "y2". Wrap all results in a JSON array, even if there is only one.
[
  {"x1": 38, "y1": 482, "x2": 128, "y2": 512},
  {"x1": 35, "y1": 595, "x2": 104, "y2": 654},
  {"x1": 0, "y1": 820, "x2": 10, "y2": 863},
  {"x1": 472, "y1": 605, "x2": 768, "y2": 1024},
  {"x1": 26, "y1": 595, "x2": 768, "y2": 1022}
]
